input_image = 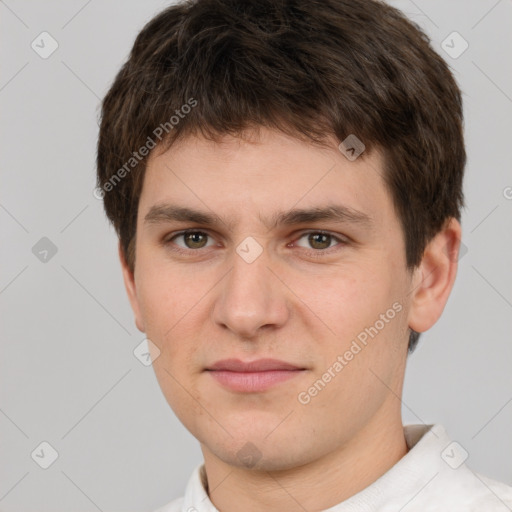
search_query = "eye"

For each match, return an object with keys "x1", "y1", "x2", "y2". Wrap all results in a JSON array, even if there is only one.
[
  {"x1": 293, "y1": 231, "x2": 346, "y2": 251},
  {"x1": 167, "y1": 230, "x2": 216, "y2": 251}
]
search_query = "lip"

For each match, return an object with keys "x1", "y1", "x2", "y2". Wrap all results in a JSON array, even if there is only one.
[
  {"x1": 207, "y1": 358, "x2": 303, "y2": 372},
  {"x1": 206, "y1": 358, "x2": 306, "y2": 393}
]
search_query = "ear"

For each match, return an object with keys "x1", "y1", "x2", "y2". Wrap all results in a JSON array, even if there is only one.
[
  {"x1": 118, "y1": 241, "x2": 145, "y2": 333},
  {"x1": 408, "y1": 217, "x2": 462, "y2": 334}
]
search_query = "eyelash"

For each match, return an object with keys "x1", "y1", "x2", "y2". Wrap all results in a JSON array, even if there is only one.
[{"x1": 163, "y1": 229, "x2": 348, "y2": 257}]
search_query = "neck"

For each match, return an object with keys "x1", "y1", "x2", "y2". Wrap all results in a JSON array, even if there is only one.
[{"x1": 200, "y1": 410, "x2": 408, "y2": 512}]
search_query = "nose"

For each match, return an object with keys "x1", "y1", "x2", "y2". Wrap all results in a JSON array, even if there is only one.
[{"x1": 212, "y1": 246, "x2": 290, "y2": 339}]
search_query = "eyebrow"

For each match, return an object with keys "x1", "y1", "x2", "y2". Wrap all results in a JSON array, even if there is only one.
[
  {"x1": 267, "y1": 205, "x2": 373, "y2": 230},
  {"x1": 143, "y1": 203, "x2": 374, "y2": 231}
]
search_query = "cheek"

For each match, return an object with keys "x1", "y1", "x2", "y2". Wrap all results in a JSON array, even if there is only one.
[
  {"x1": 135, "y1": 266, "x2": 215, "y2": 384},
  {"x1": 139, "y1": 268, "x2": 204, "y2": 416},
  {"x1": 289, "y1": 264, "x2": 388, "y2": 336},
  {"x1": 135, "y1": 264, "x2": 192, "y2": 348},
  {"x1": 300, "y1": 262, "x2": 409, "y2": 373}
]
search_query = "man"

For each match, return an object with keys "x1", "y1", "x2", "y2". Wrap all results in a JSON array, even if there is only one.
[{"x1": 96, "y1": 0, "x2": 512, "y2": 510}]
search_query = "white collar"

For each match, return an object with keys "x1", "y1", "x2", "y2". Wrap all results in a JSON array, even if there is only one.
[{"x1": 174, "y1": 423, "x2": 512, "y2": 511}]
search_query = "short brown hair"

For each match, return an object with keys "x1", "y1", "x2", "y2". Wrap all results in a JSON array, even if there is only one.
[{"x1": 96, "y1": 0, "x2": 466, "y2": 353}]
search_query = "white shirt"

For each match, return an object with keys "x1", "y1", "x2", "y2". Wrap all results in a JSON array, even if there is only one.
[{"x1": 154, "y1": 424, "x2": 512, "y2": 511}]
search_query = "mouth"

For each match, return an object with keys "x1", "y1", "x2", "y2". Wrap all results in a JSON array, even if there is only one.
[{"x1": 205, "y1": 358, "x2": 307, "y2": 393}]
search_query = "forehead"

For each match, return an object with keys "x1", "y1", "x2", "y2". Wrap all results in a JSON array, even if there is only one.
[{"x1": 138, "y1": 128, "x2": 395, "y2": 232}]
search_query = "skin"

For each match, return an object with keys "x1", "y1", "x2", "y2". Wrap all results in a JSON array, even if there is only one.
[{"x1": 120, "y1": 127, "x2": 461, "y2": 512}]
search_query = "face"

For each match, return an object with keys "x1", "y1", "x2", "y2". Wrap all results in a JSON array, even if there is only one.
[{"x1": 121, "y1": 128, "x2": 436, "y2": 471}]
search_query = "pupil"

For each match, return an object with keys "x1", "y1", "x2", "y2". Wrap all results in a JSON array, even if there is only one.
[
  {"x1": 186, "y1": 232, "x2": 206, "y2": 248},
  {"x1": 309, "y1": 233, "x2": 330, "y2": 249}
]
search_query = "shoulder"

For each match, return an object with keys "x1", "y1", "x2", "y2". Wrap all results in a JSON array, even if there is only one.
[
  {"x1": 391, "y1": 424, "x2": 512, "y2": 511},
  {"x1": 469, "y1": 472, "x2": 512, "y2": 511},
  {"x1": 421, "y1": 467, "x2": 512, "y2": 511}
]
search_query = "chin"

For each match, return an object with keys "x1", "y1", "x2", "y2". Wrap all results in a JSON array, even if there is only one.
[{"x1": 201, "y1": 428, "x2": 313, "y2": 472}]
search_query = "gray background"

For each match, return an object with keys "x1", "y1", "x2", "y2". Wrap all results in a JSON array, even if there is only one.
[{"x1": 1, "y1": 0, "x2": 511, "y2": 511}]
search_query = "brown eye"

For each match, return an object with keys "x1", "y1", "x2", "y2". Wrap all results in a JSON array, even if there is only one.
[
  {"x1": 168, "y1": 231, "x2": 214, "y2": 251},
  {"x1": 307, "y1": 232, "x2": 332, "y2": 250},
  {"x1": 183, "y1": 232, "x2": 209, "y2": 249},
  {"x1": 295, "y1": 231, "x2": 342, "y2": 251}
]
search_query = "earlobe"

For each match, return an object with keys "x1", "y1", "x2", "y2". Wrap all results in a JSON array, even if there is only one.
[
  {"x1": 118, "y1": 241, "x2": 146, "y2": 333},
  {"x1": 407, "y1": 218, "x2": 462, "y2": 334}
]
